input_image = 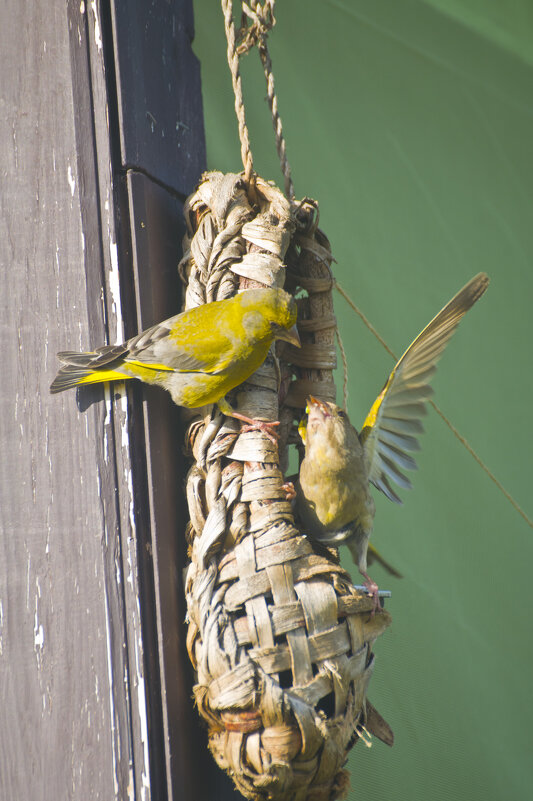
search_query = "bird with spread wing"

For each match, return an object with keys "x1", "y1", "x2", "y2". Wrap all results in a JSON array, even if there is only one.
[{"x1": 294, "y1": 273, "x2": 489, "y2": 607}]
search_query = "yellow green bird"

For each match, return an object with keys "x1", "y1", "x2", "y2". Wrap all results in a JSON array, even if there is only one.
[
  {"x1": 295, "y1": 273, "x2": 489, "y2": 606},
  {"x1": 51, "y1": 287, "x2": 300, "y2": 434}
]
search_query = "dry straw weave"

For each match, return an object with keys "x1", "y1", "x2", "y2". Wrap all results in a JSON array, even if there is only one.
[{"x1": 179, "y1": 171, "x2": 392, "y2": 801}]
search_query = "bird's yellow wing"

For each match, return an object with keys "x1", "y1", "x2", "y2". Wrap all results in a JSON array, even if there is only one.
[
  {"x1": 360, "y1": 273, "x2": 489, "y2": 504},
  {"x1": 58, "y1": 306, "x2": 244, "y2": 377},
  {"x1": 124, "y1": 312, "x2": 228, "y2": 373}
]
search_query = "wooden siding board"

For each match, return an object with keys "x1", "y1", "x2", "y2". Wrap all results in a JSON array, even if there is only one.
[
  {"x1": 0, "y1": 1, "x2": 127, "y2": 798},
  {"x1": 110, "y1": 0, "x2": 206, "y2": 194},
  {"x1": 69, "y1": 1, "x2": 152, "y2": 796},
  {"x1": 124, "y1": 171, "x2": 197, "y2": 801},
  {"x1": 0, "y1": 0, "x2": 233, "y2": 796}
]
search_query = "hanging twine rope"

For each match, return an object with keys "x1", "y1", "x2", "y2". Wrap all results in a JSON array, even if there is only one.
[
  {"x1": 178, "y1": 172, "x2": 392, "y2": 801},
  {"x1": 221, "y1": 0, "x2": 256, "y2": 189},
  {"x1": 222, "y1": 0, "x2": 294, "y2": 199},
  {"x1": 221, "y1": 0, "x2": 349, "y2": 405}
]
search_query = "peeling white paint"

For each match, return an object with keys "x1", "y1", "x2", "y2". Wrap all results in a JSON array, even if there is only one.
[
  {"x1": 137, "y1": 676, "x2": 151, "y2": 799},
  {"x1": 132, "y1": 590, "x2": 151, "y2": 798},
  {"x1": 34, "y1": 621, "x2": 44, "y2": 649},
  {"x1": 108, "y1": 241, "x2": 124, "y2": 344},
  {"x1": 90, "y1": 1, "x2": 102, "y2": 51},
  {"x1": 103, "y1": 384, "x2": 113, "y2": 463},
  {"x1": 34, "y1": 578, "x2": 44, "y2": 656},
  {"x1": 127, "y1": 768, "x2": 135, "y2": 801},
  {"x1": 126, "y1": 546, "x2": 134, "y2": 591},
  {"x1": 115, "y1": 554, "x2": 122, "y2": 587},
  {"x1": 120, "y1": 396, "x2": 129, "y2": 450},
  {"x1": 99, "y1": 286, "x2": 106, "y2": 333},
  {"x1": 67, "y1": 163, "x2": 76, "y2": 197},
  {"x1": 120, "y1": 396, "x2": 136, "y2": 534}
]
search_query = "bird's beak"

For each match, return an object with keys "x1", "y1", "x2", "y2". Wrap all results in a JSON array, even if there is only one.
[
  {"x1": 308, "y1": 395, "x2": 329, "y2": 413},
  {"x1": 279, "y1": 323, "x2": 301, "y2": 348},
  {"x1": 307, "y1": 395, "x2": 331, "y2": 421}
]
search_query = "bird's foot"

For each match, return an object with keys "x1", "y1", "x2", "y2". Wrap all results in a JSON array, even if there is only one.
[
  {"x1": 282, "y1": 481, "x2": 296, "y2": 501},
  {"x1": 231, "y1": 412, "x2": 280, "y2": 445},
  {"x1": 360, "y1": 570, "x2": 380, "y2": 615}
]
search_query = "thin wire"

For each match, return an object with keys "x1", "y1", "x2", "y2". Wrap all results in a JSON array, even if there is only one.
[
  {"x1": 335, "y1": 280, "x2": 533, "y2": 529},
  {"x1": 335, "y1": 328, "x2": 349, "y2": 410},
  {"x1": 428, "y1": 402, "x2": 532, "y2": 527},
  {"x1": 335, "y1": 282, "x2": 397, "y2": 360}
]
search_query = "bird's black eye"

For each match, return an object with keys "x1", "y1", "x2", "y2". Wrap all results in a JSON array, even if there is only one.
[{"x1": 337, "y1": 410, "x2": 347, "y2": 418}]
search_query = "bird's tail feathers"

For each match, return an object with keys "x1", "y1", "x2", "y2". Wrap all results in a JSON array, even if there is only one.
[
  {"x1": 50, "y1": 363, "x2": 127, "y2": 393},
  {"x1": 50, "y1": 366, "x2": 94, "y2": 393},
  {"x1": 51, "y1": 345, "x2": 131, "y2": 393}
]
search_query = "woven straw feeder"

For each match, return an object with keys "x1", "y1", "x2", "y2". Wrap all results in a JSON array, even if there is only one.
[{"x1": 179, "y1": 171, "x2": 392, "y2": 801}]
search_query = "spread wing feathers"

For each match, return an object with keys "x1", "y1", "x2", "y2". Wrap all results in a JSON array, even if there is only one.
[{"x1": 360, "y1": 273, "x2": 489, "y2": 502}]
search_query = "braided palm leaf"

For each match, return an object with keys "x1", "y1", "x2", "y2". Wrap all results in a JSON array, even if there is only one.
[{"x1": 179, "y1": 171, "x2": 391, "y2": 801}]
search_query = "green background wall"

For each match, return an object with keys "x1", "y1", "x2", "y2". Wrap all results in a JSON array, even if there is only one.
[{"x1": 193, "y1": 2, "x2": 533, "y2": 799}]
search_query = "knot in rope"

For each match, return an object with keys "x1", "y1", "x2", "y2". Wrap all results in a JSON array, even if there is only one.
[
  {"x1": 221, "y1": 0, "x2": 294, "y2": 200},
  {"x1": 236, "y1": 1, "x2": 276, "y2": 55}
]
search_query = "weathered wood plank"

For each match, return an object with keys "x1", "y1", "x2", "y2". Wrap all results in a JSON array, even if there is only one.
[
  {"x1": 121, "y1": 171, "x2": 241, "y2": 801},
  {"x1": 0, "y1": 1, "x2": 130, "y2": 798},
  {"x1": 120, "y1": 171, "x2": 193, "y2": 801},
  {"x1": 110, "y1": 0, "x2": 205, "y2": 194},
  {"x1": 0, "y1": 0, "x2": 240, "y2": 797}
]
